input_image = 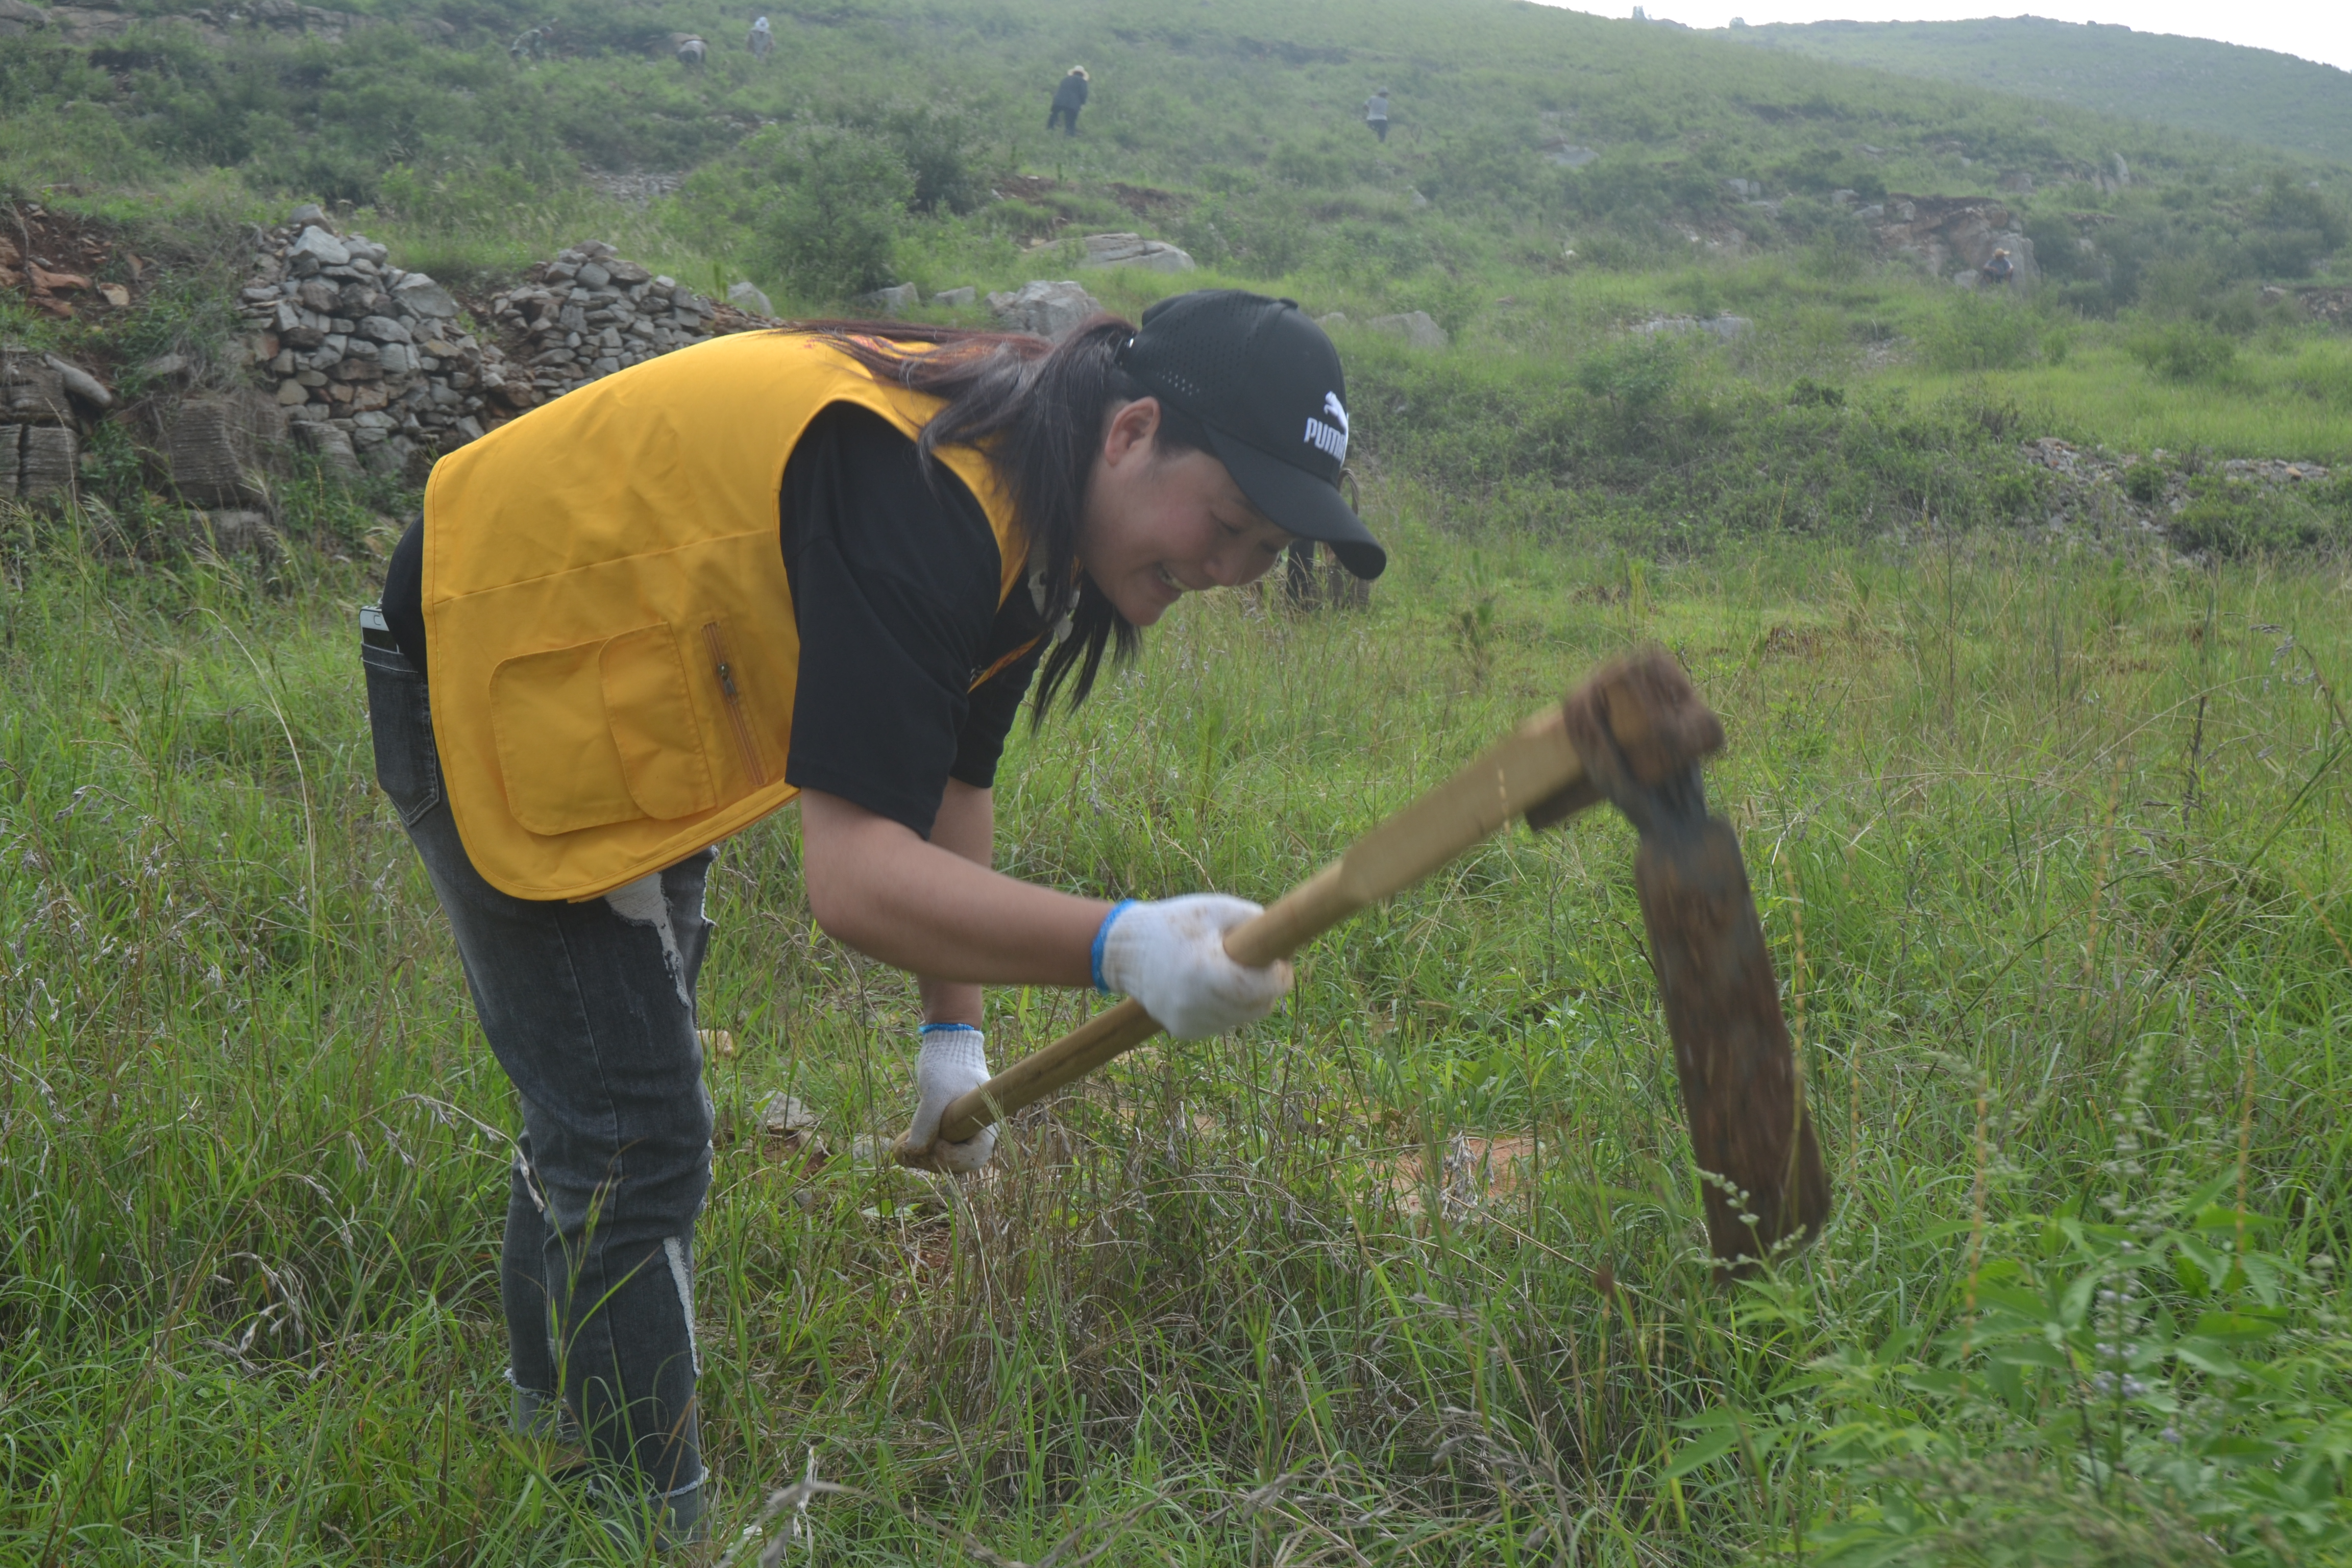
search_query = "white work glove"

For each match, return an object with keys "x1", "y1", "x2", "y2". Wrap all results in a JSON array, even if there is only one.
[
  {"x1": 1096, "y1": 894, "x2": 1293, "y2": 1041},
  {"x1": 902, "y1": 1024, "x2": 998, "y2": 1174}
]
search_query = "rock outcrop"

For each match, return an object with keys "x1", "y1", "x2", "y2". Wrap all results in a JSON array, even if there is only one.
[
  {"x1": 986, "y1": 280, "x2": 1102, "y2": 339},
  {"x1": 1366, "y1": 310, "x2": 1449, "y2": 350},
  {"x1": 1077, "y1": 233, "x2": 1196, "y2": 274},
  {"x1": 1633, "y1": 314, "x2": 1752, "y2": 340},
  {"x1": 1870, "y1": 197, "x2": 2037, "y2": 289}
]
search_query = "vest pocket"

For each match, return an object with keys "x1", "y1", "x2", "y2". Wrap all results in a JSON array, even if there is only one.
[
  {"x1": 488, "y1": 626, "x2": 717, "y2": 836},
  {"x1": 602, "y1": 625, "x2": 719, "y2": 820}
]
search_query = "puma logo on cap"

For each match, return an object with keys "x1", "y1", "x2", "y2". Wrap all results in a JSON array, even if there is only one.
[{"x1": 1304, "y1": 390, "x2": 1349, "y2": 461}]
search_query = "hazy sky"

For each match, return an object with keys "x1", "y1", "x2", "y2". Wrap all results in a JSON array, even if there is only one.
[{"x1": 1536, "y1": 2, "x2": 2352, "y2": 73}]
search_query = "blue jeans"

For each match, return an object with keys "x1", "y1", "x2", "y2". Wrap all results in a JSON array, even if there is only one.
[{"x1": 362, "y1": 616, "x2": 711, "y2": 1537}]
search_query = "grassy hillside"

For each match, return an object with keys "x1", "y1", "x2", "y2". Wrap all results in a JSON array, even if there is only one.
[{"x1": 1734, "y1": 16, "x2": 2352, "y2": 159}]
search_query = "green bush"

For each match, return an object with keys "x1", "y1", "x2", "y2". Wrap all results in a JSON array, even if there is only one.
[
  {"x1": 2129, "y1": 321, "x2": 2242, "y2": 384},
  {"x1": 2241, "y1": 170, "x2": 2349, "y2": 279},
  {"x1": 878, "y1": 103, "x2": 992, "y2": 216},
  {"x1": 758, "y1": 128, "x2": 912, "y2": 299},
  {"x1": 2122, "y1": 458, "x2": 2170, "y2": 505},
  {"x1": 1924, "y1": 293, "x2": 2041, "y2": 372},
  {"x1": 2169, "y1": 477, "x2": 2348, "y2": 556}
]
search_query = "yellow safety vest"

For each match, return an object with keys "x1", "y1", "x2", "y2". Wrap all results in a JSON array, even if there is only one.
[{"x1": 422, "y1": 331, "x2": 1028, "y2": 902}]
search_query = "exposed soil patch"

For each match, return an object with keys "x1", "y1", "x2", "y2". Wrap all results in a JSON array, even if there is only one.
[
  {"x1": 1, "y1": 203, "x2": 146, "y2": 320},
  {"x1": 1384, "y1": 1133, "x2": 1541, "y2": 1219}
]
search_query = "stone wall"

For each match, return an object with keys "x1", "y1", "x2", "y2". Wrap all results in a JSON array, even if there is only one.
[
  {"x1": 0, "y1": 348, "x2": 103, "y2": 507},
  {"x1": 234, "y1": 215, "x2": 516, "y2": 483},
  {"x1": 479, "y1": 242, "x2": 748, "y2": 405},
  {"x1": 233, "y1": 218, "x2": 769, "y2": 481}
]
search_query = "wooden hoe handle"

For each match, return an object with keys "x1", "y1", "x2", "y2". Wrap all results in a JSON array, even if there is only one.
[{"x1": 906, "y1": 699, "x2": 1598, "y2": 1159}]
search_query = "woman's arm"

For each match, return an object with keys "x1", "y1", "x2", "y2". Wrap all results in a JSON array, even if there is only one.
[
  {"x1": 799, "y1": 786, "x2": 1107, "y2": 989},
  {"x1": 917, "y1": 779, "x2": 996, "y2": 1026}
]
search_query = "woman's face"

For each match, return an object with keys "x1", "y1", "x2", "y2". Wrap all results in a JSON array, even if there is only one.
[{"x1": 1080, "y1": 398, "x2": 1295, "y2": 626}]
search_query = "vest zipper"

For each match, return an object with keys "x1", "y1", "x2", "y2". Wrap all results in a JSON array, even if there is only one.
[{"x1": 702, "y1": 622, "x2": 768, "y2": 788}]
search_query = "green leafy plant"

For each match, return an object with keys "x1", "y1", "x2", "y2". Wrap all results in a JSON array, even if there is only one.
[
  {"x1": 752, "y1": 126, "x2": 913, "y2": 300},
  {"x1": 2130, "y1": 322, "x2": 2243, "y2": 385},
  {"x1": 1673, "y1": 1046, "x2": 2352, "y2": 1566},
  {"x1": 1924, "y1": 293, "x2": 2041, "y2": 373}
]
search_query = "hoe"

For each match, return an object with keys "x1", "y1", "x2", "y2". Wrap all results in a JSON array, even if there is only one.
[{"x1": 897, "y1": 648, "x2": 1831, "y2": 1266}]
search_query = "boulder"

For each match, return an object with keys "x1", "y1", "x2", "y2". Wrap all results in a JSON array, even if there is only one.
[
  {"x1": 140, "y1": 351, "x2": 197, "y2": 384},
  {"x1": 287, "y1": 202, "x2": 327, "y2": 229},
  {"x1": 186, "y1": 508, "x2": 276, "y2": 556},
  {"x1": 358, "y1": 314, "x2": 412, "y2": 343},
  {"x1": 17, "y1": 424, "x2": 77, "y2": 504},
  {"x1": 726, "y1": 281, "x2": 775, "y2": 317},
  {"x1": 292, "y1": 421, "x2": 360, "y2": 480},
  {"x1": 985, "y1": 280, "x2": 1102, "y2": 339},
  {"x1": 1078, "y1": 233, "x2": 1196, "y2": 274},
  {"x1": 859, "y1": 282, "x2": 920, "y2": 316},
  {"x1": 287, "y1": 226, "x2": 351, "y2": 267},
  {"x1": 0, "y1": 0, "x2": 51, "y2": 34},
  {"x1": 1543, "y1": 142, "x2": 1599, "y2": 168},
  {"x1": 390, "y1": 274, "x2": 459, "y2": 319},
  {"x1": 1367, "y1": 310, "x2": 1449, "y2": 350},
  {"x1": 932, "y1": 286, "x2": 977, "y2": 307},
  {"x1": 46, "y1": 355, "x2": 113, "y2": 411},
  {"x1": 1633, "y1": 314, "x2": 1751, "y2": 340}
]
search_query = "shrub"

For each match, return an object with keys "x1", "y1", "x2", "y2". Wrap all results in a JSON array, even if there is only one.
[
  {"x1": 2128, "y1": 322, "x2": 2241, "y2": 384},
  {"x1": 881, "y1": 104, "x2": 990, "y2": 216},
  {"x1": 2122, "y1": 459, "x2": 2170, "y2": 505},
  {"x1": 759, "y1": 128, "x2": 912, "y2": 298},
  {"x1": 1790, "y1": 376, "x2": 1846, "y2": 408},
  {"x1": 2169, "y1": 478, "x2": 2347, "y2": 557},
  {"x1": 1923, "y1": 293, "x2": 2040, "y2": 372},
  {"x1": 2241, "y1": 171, "x2": 2349, "y2": 279}
]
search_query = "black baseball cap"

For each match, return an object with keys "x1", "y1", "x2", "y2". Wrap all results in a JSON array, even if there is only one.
[{"x1": 1118, "y1": 290, "x2": 1386, "y2": 580}]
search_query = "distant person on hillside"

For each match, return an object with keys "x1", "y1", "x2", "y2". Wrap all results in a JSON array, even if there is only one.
[
  {"x1": 748, "y1": 14, "x2": 773, "y2": 58},
  {"x1": 1048, "y1": 66, "x2": 1089, "y2": 136},
  {"x1": 1365, "y1": 88, "x2": 1390, "y2": 142},
  {"x1": 675, "y1": 34, "x2": 706, "y2": 68},
  {"x1": 507, "y1": 23, "x2": 551, "y2": 63},
  {"x1": 1980, "y1": 247, "x2": 2015, "y2": 286}
]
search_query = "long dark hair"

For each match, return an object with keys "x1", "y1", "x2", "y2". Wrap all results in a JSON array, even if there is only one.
[{"x1": 795, "y1": 317, "x2": 1208, "y2": 722}]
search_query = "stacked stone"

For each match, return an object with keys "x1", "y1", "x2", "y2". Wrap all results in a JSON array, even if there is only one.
[
  {"x1": 235, "y1": 214, "x2": 523, "y2": 480},
  {"x1": 482, "y1": 242, "x2": 720, "y2": 403},
  {"x1": 0, "y1": 349, "x2": 104, "y2": 506}
]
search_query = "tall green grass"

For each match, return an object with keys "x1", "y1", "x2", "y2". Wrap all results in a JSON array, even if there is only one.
[{"x1": 3, "y1": 489, "x2": 2345, "y2": 1562}]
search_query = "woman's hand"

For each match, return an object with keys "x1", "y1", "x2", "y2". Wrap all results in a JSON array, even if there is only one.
[
  {"x1": 1097, "y1": 895, "x2": 1293, "y2": 1039},
  {"x1": 798, "y1": 790, "x2": 1291, "y2": 1035}
]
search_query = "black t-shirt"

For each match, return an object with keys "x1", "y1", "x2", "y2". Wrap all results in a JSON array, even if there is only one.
[{"x1": 376, "y1": 403, "x2": 1043, "y2": 840}]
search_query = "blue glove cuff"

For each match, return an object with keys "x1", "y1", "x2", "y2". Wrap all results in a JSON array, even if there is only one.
[
  {"x1": 1092, "y1": 900, "x2": 1137, "y2": 995},
  {"x1": 920, "y1": 1022, "x2": 982, "y2": 1037}
]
